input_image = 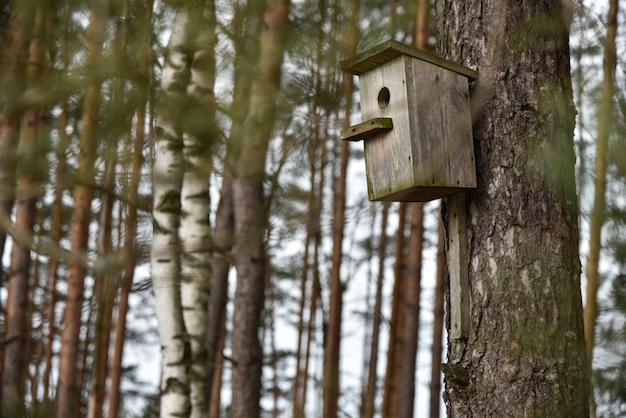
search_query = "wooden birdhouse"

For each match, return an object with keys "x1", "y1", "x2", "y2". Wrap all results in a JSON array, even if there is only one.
[{"x1": 341, "y1": 40, "x2": 478, "y2": 202}]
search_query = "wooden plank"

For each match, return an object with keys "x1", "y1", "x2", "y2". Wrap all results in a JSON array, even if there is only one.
[
  {"x1": 359, "y1": 56, "x2": 415, "y2": 201},
  {"x1": 341, "y1": 39, "x2": 478, "y2": 80},
  {"x1": 411, "y1": 58, "x2": 477, "y2": 189},
  {"x1": 340, "y1": 117, "x2": 393, "y2": 142},
  {"x1": 447, "y1": 192, "x2": 470, "y2": 339}
]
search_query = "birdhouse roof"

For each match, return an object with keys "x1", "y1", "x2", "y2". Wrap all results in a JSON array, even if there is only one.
[{"x1": 341, "y1": 40, "x2": 478, "y2": 80}]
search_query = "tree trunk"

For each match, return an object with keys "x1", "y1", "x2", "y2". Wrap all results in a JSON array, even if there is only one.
[
  {"x1": 583, "y1": 1, "x2": 619, "y2": 416},
  {"x1": 179, "y1": 2, "x2": 217, "y2": 417},
  {"x1": 363, "y1": 202, "x2": 390, "y2": 418},
  {"x1": 2, "y1": 2, "x2": 47, "y2": 413},
  {"x1": 436, "y1": 1, "x2": 589, "y2": 415},
  {"x1": 230, "y1": 2, "x2": 289, "y2": 416},
  {"x1": 397, "y1": 202, "x2": 423, "y2": 417},
  {"x1": 107, "y1": 108, "x2": 143, "y2": 418},
  {"x1": 323, "y1": 1, "x2": 358, "y2": 416},
  {"x1": 56, "y1": 2, "x2": 105, "y2": 415},
  {"x1": 107, "y1": 4, "x2": 152, "y2": 416},
  {"x1": 86, "y1": 131, "x2": 117, "y2": 418},
  {"x1": 0, "y1": 2, "x2": 35, "y2": 298},
  {"x1": 382, "y1": 203, "x2": 407, "y2": 417},
  {"x1": 429, "y1": 214, "x2": 445, "y2": 418},
  {"x1": 151, "y1": 6, "x2": 193, "y2": 417},
  {"x1": 206, "y1": 0, "x2": 265, "y2": 409}
]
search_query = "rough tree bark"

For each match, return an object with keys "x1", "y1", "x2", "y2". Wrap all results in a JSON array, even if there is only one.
[{"x1": 436, "y1": 0, "x2": 589, "y2": 416}]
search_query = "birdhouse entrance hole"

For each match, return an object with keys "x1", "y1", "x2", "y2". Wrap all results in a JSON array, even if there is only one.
[{"x1": 377, "y1": 87, "x2": 390, "y2": 108}]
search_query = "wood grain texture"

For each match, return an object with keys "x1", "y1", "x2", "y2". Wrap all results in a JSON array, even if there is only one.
[
  {"x1": 446, "y1": 192, "x2": 470, "y2": 340},
  {"x1": 353, "y1": 52, "x2": 476, "y2": 202}
]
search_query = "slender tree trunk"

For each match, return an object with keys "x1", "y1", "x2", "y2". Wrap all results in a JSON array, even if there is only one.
[
  {"x1": 583, "y1": 1, "x2": 619, "y2": 416},
  {"x1": 429, "y1": 214, "x2": 445, "y2": 418},
  {"x1": 397, "y1": 202, "x2": 424, "y2": 417},
  {"x1": 206, "y1": 178, "x2": 233, "y2": 416},
  {"x1": 230, "y1": 2, "x2": 289, "y2": 416},
  {"x1": 382, "y1": 203, "x2": 407, "y2": 417},
  {"x1": 87, "y1": 135, "x2": 118, "y2": 418},
  {"x1": 2, "y1": 2, "x2": 47, "y2": 413},
  {"x1": 179, "y1": 3, "x2": 217, "y2": 417},
  {"x1": 363, "y1": 202, "x2": 390, "y2": 418},
  {"x1": 106, "y1": 70, "x2": 147, "y2": 418},
  {"x1": 206, "y1": 1, "x2": 266, "y2": 409},
  {"x1": 151, "y1": 6, "x2": 194, "y2": 417},
  {"x1": 0, "y1": 3, "x2": 35, "y2": 405},
  {"x1": 107, "y1": 4, "x2": 152, "y2": 414},
  {"x1": 0, "y1": 1, "x2": 35, "y2": 293},
  {"x1": 437, "y1": 1, "x2": 589, "y2": 415},
  {"x1": 56, "y1": 2, "x2": 106, "y2": 415},
  {"x1": 323, "y1": 2, "x2": 358, "y2": 416},
  {"x1": 207, "y1": 312, "x2": 226, "y2": 418},
  {"x1": 43, "y1": 19, "x2": 72, "y2": 403}
]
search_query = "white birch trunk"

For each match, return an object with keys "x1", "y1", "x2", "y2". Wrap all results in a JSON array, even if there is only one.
[
  {"x1": 151, "y1": 9, "x2": 191, "y2": 418},
  {"x1": 180, "y1": 2, "x2": 216, "y2": 417}
]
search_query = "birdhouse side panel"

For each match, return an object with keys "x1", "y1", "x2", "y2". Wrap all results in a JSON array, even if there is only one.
[
  {"x1": 410, "y1": 59, "x2": 476, "y2": 189},
  {"x1": 359, "y1": 57, "x2": 416, "y2": 200}
]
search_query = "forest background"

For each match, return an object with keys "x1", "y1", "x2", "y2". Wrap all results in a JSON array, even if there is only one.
[{"x1": 0, "y1": 0, "x2": 624, "y2": 417}]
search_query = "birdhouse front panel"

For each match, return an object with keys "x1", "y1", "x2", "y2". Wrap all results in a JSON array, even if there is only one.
[
  {"x1": 341, "y1": 40, "x2": 478, "y2": 202},
  {"x1": 359, "y1": 56, "x2": 416, "y2": 201}
]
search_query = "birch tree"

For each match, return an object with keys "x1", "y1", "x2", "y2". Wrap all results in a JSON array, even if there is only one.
[
  {"x1": 151, "y1": 7, "x2": 192, "y2": 417},
  {"x1": 179, "y1": 2, "x2": 216, "y2": 417}
]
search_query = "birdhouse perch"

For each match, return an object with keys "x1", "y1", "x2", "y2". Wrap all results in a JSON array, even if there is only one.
[{"x1": 341, "y1": 40, "x2": 478, "y2": 202}]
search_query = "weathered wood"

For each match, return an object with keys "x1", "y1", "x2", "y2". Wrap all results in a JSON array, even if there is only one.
[
  {"x1": 342, "y1": 39, "x2": 478, "y2": 80},
  {"x1": 446, "y1": 192, "x2": 469, "y2": 339},
  {"x1": 352, "y1": 50, "x2": 476, "y2": 202},
  {"x1": 340, "y1": 117, "x2": 393, "y2": 142}
]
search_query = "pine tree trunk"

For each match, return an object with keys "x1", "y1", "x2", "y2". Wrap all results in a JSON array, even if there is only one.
[
  {"x1": 230, "y1": 2, "x2": 289, "y2": 416},
  {"x1": 56, "y1": 2, "x2": 105, "y2": 415},
  {"x1": 363, "y1": 202, "x2": 390, "y2": 418},
  {"x1": 0, "y1": 3, "x2": 35, "y2": 293},
  {"x1": 206, "y1": 0, "x2": 265, "y2": 408},
  {"x1": 206, "y1": 177, "x2": 233, "y2": 415},
  {"x1": 2, "y1": 3, "x2": 47, "y2": 412},
  {"x1": 107, "y1": 4, "x2": 152, "y2": 413},
  {"x1": 106, "y1": 70, "x2": 146, "y2": 418},
  {"x1": 0, "y1": 4, "x2": 36, "y2": 405},
  {"x1": 87, "y1": 138, "x2": 117, "y2": 418},
  {"x1": 429, "y1": 214, "x2": 445, "y2": 418},
  {"x1": 323, "y1": 1, "x2": 358, "y2": 415},
  {"x1": 436, "y1": 1, "x2": 589, "y2": 415},
  {"x1": 382, "y1": 203, "x2": 407, "y2": 417},
  {"x1": 397, "y1": 202, "x2": 423, "y2": 417},
  {"x1": 583, "y1": 2, "x2": 619, "y2": 416}
]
